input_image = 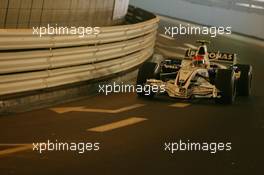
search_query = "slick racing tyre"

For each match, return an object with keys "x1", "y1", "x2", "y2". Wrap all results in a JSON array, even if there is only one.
[
  {"x1": 215, "y1": 69, "x2": 236, "y2": 104},
  {"x1": 236, "y1": 64, "x2": 253, "y2": 96},
  {"x1": 136, "y1": 62, "x2": 159, "y2": 97}
]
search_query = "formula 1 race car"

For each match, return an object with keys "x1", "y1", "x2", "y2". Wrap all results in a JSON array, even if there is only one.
[{"x1": 137, "y1": 40, "x2": 253, "y2": 104}]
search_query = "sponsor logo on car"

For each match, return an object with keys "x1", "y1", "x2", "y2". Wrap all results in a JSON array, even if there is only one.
[{"x1": 185, "y1": 49, "x2": 236, "y2": 62}]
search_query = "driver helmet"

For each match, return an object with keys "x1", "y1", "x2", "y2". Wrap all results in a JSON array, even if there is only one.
[{"x1": 193, "y1": 46, "x2": 206, "y2": 66}]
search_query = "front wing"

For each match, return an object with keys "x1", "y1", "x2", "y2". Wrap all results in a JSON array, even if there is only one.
[{"x1": 146, "y1": 79, "x2": 219, "y2": 99}]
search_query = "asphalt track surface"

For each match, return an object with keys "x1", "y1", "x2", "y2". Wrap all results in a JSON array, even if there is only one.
[{"x1": 0, "y1": 17, "x2": 263, "y2": 175}]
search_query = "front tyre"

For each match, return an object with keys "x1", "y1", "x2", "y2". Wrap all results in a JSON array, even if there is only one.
[
  {"x1": 236, "y1": 64, "x2": 253, "y2": 96},
  {"x1": 215, "y1": 69, "x2": 236, "y2": 104},
  {"x1": 136, "y1": 62, "x2": 159, "y2": 97}
]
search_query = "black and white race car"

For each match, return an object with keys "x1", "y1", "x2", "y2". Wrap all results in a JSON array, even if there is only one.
[{"x1": 137, "y1": 40, "x2": 253, "y2": 104}]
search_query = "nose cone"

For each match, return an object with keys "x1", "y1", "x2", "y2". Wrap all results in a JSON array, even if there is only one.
[{"x1": 178, "y1": 69, "x2": 194, "y2": 84}]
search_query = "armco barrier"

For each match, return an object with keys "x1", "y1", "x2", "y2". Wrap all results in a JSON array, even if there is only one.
[{"x1": 0, "y1": 7, "x2": 159, "y2": 96}]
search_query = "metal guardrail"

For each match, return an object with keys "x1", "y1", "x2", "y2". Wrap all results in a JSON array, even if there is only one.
[
  {"x1": 0, "y1": 7, "x2": 159, "y2": 96},
  {"x1": 126, "y1": 6, "x2": 156, "y2": 23}
]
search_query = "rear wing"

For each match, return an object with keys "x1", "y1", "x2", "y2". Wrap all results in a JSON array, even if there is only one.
[{"x1": 185, "y1": 49, "x2": 237, "y2": 65}]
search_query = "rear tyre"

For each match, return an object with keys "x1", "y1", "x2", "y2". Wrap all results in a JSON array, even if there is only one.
[
  {"x1": 215, "y1": 69, "x2": 236, "y2": 104},
  {"x1": 236, "y1": 64, "x2": 252, "y2": 96},
  {"x1": 137, "y1": 62, "x2": 159, "y2": 97}
]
